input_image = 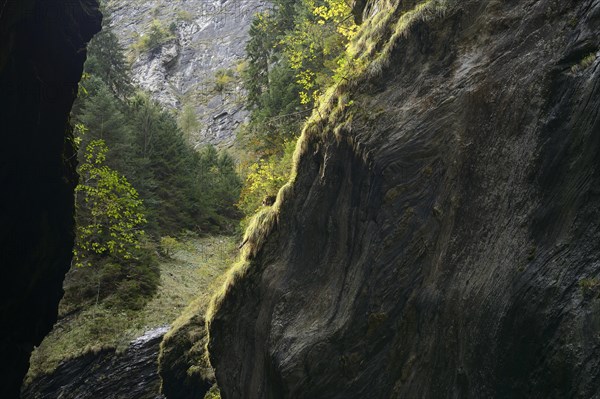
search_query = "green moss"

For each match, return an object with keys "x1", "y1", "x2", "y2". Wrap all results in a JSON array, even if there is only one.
[
  {"x1": 571, "y1": 52, "x2": 597, "y2": 73},
  {"x1": 204, "y1": 384, "x2": 221, "y2": 399},
  {"x1": 579, "y1": 278, "x2": 600, "y2": 296},
  {"x1": 158, "y1": 303, "x2": 215, "y2": 397}
]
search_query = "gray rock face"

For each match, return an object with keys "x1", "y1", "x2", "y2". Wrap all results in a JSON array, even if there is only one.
[
  {"x1": 22, "y1": 326, "x2": 170, "y2": 399},
  {"x1": 208, "y1": 0, "x2": 600, "y2": 398},
  {"x1": 109, "y1": 0, "x2": 267, "y2": 147}
]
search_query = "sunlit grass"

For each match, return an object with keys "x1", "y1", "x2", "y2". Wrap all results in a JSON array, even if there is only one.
[{"x1": 26, "y1": 235, "x2": 237, "y2": 382}]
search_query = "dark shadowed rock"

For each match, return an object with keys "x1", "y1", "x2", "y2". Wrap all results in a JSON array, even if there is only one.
[
  {"x1": 22, "y1": 326, "x2": 169, "y2": 399},
  {"x1": 208, "y1": 0, "x2": 600, "y2": 398},
  {"x1": 158, "y1": 314, "x2": 215, "y2": 399},
  {"x1": 0, "y1": 0, "x2": 101, "y2": 396}
]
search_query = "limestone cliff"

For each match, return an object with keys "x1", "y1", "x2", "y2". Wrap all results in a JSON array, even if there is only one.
[
  {"x1": 208, "y1": 0, "x2": 600, "y2": 397},
  {"x1": 108, "y1": 0, "x2": 267, "y2": 147},
  {"x1": 0, "y1": 0, "x2": 101, "y2": 396}
]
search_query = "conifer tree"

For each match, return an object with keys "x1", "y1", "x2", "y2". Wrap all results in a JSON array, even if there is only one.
[
  {"x1": 76, "y1": 80, "x2": 133, "y2": 173},
  {"x1": 85, "y1": 14, "x2": 132, "y2": 98}
]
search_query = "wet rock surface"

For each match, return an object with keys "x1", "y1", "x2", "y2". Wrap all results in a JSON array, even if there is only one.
[
  {"x1": 208, "y1": 0, "x2": 600, "y2": 398},
  {"x1": 22, "y1": 326, "x2": 170, "y2": 399}
]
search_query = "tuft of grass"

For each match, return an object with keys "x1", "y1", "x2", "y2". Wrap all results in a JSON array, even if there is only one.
[
  {"x1": 27, "y1": 235, "x2": 237, "y2": 382},
  {"x1": 205, "y1": 183, "x2": 295, "y2": 326},
  {"x1": 571, "y1": 52, "x2": 597, "y2": 73}
]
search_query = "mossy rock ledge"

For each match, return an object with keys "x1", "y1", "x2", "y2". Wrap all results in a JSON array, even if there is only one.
[{"x1": 207, "y1": 0, "x2": 600, "y2": 398}]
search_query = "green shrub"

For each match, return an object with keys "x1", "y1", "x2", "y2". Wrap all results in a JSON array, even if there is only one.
[
  {"x1": 176, "y1": 10, "x2": 194, "y2": 23},
  {"x1": 133, "y1": 19, "x2": 174, "y2": 53},
  {"x1": 214, "y1": 69, "x2": 235, "y2": 92},
  {"x1": 160, "y1": 236, "x2": 180, "y2": 257},
  {"x1": 237, "y1": 138, "x2": 296, "y2": 226}
]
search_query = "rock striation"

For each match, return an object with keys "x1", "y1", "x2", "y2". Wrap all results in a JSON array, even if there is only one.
[
  {"x1": 22, "y1": 326, "x2": 170, "y2": 399},
  {"x1": 208, "y1": 0, "x2": 600, "y2": 398},
  {"x1": 0, "y1": 0, "x2": 101, "y2": 397},
  {"x1": 109, "y1": 0, "x2": 267, "y2": 147}
]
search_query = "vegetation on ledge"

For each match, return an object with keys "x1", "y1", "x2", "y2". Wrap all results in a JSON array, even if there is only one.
[{"x1": 26, "y1": 235, "x2": 237, "y2": 383}]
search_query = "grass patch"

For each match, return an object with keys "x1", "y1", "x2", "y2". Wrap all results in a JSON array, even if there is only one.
[{"x1": 27, "y1": 235, "x2": 237, "y2": 382}]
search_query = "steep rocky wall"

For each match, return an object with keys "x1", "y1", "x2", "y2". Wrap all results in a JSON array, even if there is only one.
[
  {"x1": 208, "y1": 0, "x2": 600, "y2": 398},
  {"x1": 109, "y1": 0, "x2": 267, "y2": 147},
  {"x1": 0, "y1": 0, "x2": 101, "y2": 396}
]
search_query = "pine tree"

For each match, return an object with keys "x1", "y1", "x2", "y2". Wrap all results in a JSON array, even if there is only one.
[
  {"x1": 177, "y1": 104, "x2": 200, "y2": 139},
  {"x1": 76, "y1": 80, "x2": 133, "y2": 173},
  {"x1": 85, "y1": 15, "x2": 132, "y2": 99}
]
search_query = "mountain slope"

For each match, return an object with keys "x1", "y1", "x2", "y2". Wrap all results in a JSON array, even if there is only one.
[{"x1": 108, "y1": 0, "x2": 267, "y2": 147}]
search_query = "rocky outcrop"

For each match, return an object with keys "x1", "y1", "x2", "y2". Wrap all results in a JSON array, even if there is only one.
[
  {"x1": 0, "y1": 0, "x2": 101, "y2": 396},
  {"x1": 208, "y1": 0, "x2": 600, "y2": 398},
  {"x1": 158, "y1": 311, "x2": 214, "y2": 399},
  {"x1": 109, "y1": 0, "x2": 267, "y2": 147},
  {"x1": 22, "y1": 326, "x2": 169, "y2": 399}
]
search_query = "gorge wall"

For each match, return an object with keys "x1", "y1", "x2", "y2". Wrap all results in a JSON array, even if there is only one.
[
  {"x1": 22, "y1": 326, "x2": 169, "y2": 399},
  {"x1": 0, "y1": 0, "x2": 101, "y2": 397},
  {"x1": 208, "y1": 0, "x2": 600, "y2": 398}
]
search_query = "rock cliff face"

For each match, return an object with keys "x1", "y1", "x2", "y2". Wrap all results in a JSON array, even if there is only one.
[
  {"x1": 22, "y1": 326, "x2": 169, "y2": 399},
  {"x1": 208, "y1": 0, "x2": 600, "y2": 398},
  {"x1": 0, "y1": 0, "x2": 101, "y2": 397},
  {"x1": 158, "y1": 314, "x2": 214, "y2": 399},
  {"x1": 109, "y1": 0, "x2": 267, "y2": 147}
]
